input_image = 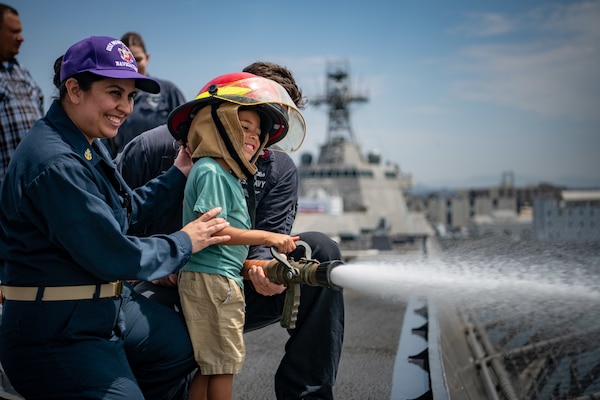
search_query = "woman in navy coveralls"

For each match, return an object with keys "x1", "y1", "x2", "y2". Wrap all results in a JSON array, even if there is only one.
[{"x1": 0, "y1": 36, "x2": 230, "y2": 399}]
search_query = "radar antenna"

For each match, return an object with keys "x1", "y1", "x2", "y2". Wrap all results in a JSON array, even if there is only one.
[{"x1": 311, "y1": 60, "x2": 368, "y2": 143}]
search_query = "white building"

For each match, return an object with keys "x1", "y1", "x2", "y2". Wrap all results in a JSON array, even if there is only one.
[{"x1": 533, "y1": 190, "x2": 600, "y2": 242}]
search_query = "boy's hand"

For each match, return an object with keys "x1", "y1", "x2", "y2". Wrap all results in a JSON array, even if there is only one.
[{"x1": 266, "y1": 234, "x2": 299, "y2": 254}]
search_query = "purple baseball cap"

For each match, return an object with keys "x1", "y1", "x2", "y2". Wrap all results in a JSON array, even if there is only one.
[{"x1": 60, "y1": 36, "x2": 160, "y2": 94}]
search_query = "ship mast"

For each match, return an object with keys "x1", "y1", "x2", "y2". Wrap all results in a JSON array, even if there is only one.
[{"x1": 311, "y1": 60, "x2": 368, "y2": 143}]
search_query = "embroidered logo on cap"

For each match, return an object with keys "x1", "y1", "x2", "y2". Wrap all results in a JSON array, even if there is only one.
[
  {"x1": 117, "y1": 45, "x2": 134, "y2": 64},
  {"x1": 104, "y1": 39, "x2": 138, "y2": 72},
  {"x1": 115, "y1": 45, "x2": 137, "y2": 72}
]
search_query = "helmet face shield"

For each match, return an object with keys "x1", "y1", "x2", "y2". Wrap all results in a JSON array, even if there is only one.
[
  {"x1": 168, "y1": 73, "x2": 306, "y2": 152},
  {"x1": 274, "y1": 107, "x2": 305, "y2": 152}
]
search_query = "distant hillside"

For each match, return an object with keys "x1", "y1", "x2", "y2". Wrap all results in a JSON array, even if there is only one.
[{"x1": 410, "y1": 174, "x2": 600, "y2": 194}]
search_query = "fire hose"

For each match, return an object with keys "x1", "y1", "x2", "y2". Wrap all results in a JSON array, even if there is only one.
[{"x1": 242, "y1": 240, "x2": 343, "y2": 329}]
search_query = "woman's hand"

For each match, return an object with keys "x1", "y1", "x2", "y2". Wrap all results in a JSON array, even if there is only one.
[
  {"x1": 173, "y1": 145, "x2": 193, "y2": 177},
  {"x1": 180, "y1": 207, "x2": 230, "y2": 253}
]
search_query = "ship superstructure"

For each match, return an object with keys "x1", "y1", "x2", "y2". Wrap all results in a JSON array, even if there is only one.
[{"x1": 292, "y1": 60, "x2": 433, "y2": 251}]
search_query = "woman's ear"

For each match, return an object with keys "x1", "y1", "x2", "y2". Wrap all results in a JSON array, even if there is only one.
[{"x1": 65, "y1": 78, "x2": 82, "y2": 105}]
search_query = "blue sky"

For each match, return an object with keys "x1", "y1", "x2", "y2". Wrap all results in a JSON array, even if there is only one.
[{"x1": 14, "y1": 0, "x2": 600, "y2": 189}]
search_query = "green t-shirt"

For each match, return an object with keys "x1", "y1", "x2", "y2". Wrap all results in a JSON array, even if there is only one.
[{"x1": 182, "y1": 157, "x2": 250, "y2": 288}]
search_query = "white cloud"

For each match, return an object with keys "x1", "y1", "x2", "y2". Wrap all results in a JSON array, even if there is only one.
[
  {"x1": 451, "y1": 1, "x2": 600, "y2": 122},
  {"x1": 455, "y1": 12, "x2": 515, "y2": 37}
]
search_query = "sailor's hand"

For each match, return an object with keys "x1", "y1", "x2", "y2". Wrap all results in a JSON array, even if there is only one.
[
  {"x1": 246, "y1": 264, "x2": 286, "y2": 296},
  {"x1": 152, "y1": 273, "x2": 178, "y2": 287}
]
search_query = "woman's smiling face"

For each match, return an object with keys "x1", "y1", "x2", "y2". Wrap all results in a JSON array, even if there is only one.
[{"x1": 68, "y1": 77, "x2": 136, "y2": 144}]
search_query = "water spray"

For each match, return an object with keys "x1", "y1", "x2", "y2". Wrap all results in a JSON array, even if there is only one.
[{"x1": 242, "y1": 240, "x2": 343, "y2": 329}]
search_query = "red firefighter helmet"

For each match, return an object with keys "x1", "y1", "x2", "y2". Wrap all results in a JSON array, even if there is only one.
[{"x1": 167, "y1": 72, "x2": 305, "y2": 152}]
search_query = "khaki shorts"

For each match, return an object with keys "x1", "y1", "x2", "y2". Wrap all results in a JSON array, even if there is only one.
[{"x1": 178, "y1": 270, "x2": 245, "y2": 375}]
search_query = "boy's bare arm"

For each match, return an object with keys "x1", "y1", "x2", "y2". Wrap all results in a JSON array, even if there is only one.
[{"x1": 215, "y1": 224, "x2": 299, "y2": 254}]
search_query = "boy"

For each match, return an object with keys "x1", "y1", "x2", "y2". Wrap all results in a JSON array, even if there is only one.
[{"x1": 172, "y1": 72, "x2": 305, "y2": 400}]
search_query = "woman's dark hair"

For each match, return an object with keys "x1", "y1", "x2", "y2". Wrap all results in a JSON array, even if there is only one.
[{"x1": 53, "y1": 55, "x2": 103, "y2": 100}]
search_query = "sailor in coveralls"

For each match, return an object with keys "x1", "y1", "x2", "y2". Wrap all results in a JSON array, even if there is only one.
[{"x1": 0, "y1": 35, "x2": 229, "y2": 399}]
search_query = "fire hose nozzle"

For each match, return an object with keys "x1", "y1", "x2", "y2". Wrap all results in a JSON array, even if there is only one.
[
  {"x1": 263, "y1": 243, "x2": 343, "y2": 291},
  {"x1": 241, "y1": 241, "x2": 344, "y2": 329},
  {"x1": 293, "y1": 259, "x2": 343, "y2": 291}
]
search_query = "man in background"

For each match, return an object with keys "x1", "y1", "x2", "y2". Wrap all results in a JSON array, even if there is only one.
[
  {"x1": 118, "y1": 62, "x2": 345, "y2": 400},
  {"x1": 0, "y1": 3, "x2": 43, "y2": 182}
]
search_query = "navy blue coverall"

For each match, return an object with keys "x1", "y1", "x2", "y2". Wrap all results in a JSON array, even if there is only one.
[
  {"x1": 0, "y1": 102, "x2": 197, "y2": 399},
  {"x1": 118, "y1": 124, "x2": 345, "y2": 400}
]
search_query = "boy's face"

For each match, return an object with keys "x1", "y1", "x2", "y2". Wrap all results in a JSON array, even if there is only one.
[{"x1": 238, "y1": 109, "x2": 261, "y2": 160}]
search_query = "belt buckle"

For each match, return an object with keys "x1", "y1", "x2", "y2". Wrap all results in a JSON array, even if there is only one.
[{"x1": 113, "y1": 280, "x2": 124, "y2": 296}]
